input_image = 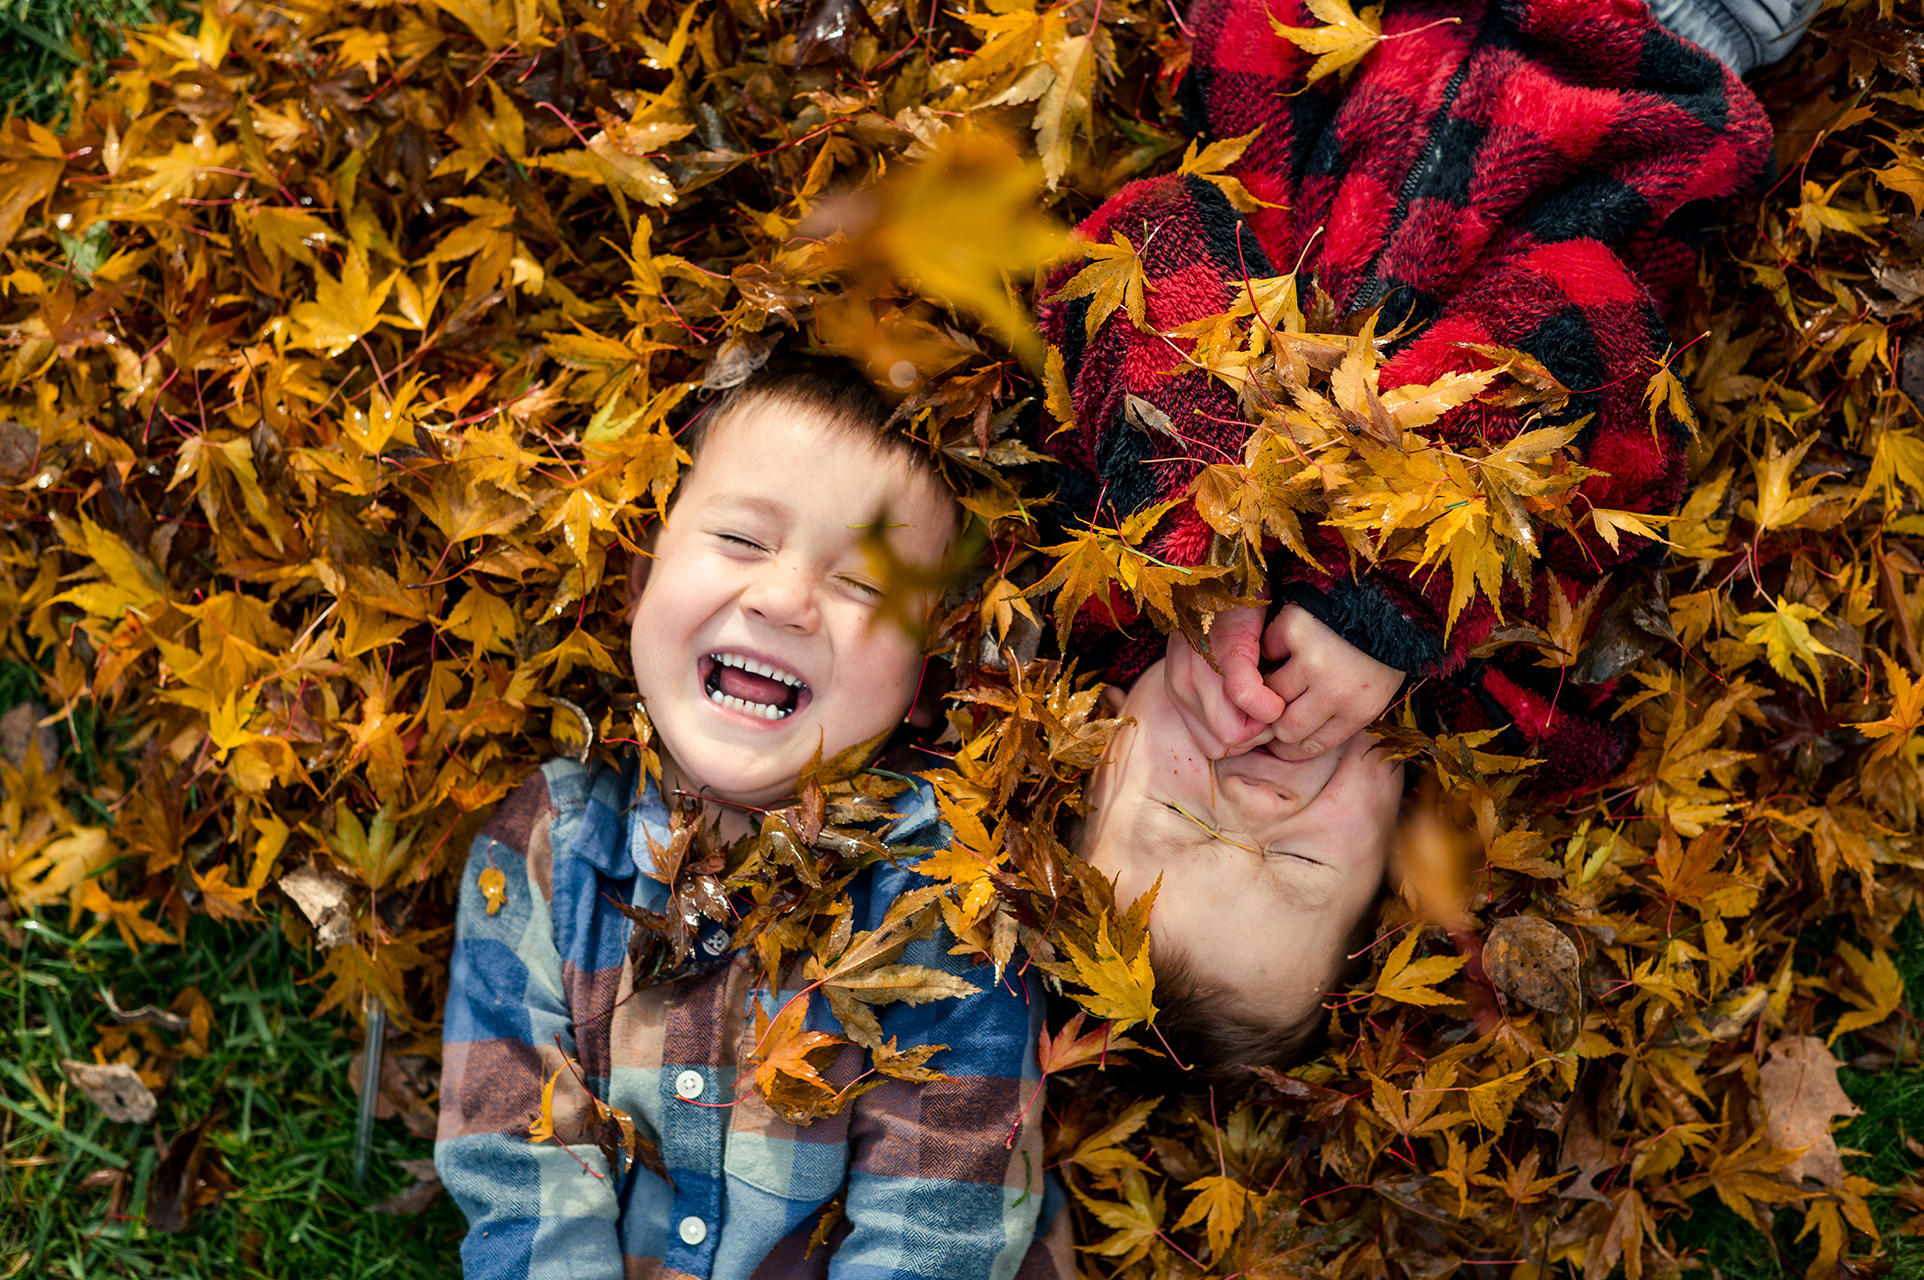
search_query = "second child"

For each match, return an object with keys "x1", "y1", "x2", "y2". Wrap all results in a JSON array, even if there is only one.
[{"x1": 1041, "y1": 0, "x2": 1793, "y2": 1079}]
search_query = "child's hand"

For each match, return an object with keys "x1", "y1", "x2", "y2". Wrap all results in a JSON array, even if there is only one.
[
  {"x1": 1260, "y1": 604, "x2": 1404, "y2": 760},
  {"x1": 1162, "y1": 605, "x2": 1288, "y2": 759}
]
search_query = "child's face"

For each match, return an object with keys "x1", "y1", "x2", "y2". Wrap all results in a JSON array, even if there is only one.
[
  {"x1": 629, "y1": 398, "x2": 954, "y2": 811},
  {"x1": 1081, "y1": 659, "x2": 1402, "y2": 1028}
]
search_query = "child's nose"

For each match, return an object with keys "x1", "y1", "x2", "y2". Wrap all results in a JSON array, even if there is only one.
[{"x1": 742, "y1": 562, "x2": 819, "y2": 632}]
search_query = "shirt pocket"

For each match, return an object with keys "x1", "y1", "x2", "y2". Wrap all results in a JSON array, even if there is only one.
[{"x1": 722, "y1": 1086, "x2": 852, "y2": 1204}]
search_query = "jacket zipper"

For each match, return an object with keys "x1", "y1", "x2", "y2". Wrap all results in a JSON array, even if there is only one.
[{"x1": 1350, "y1": 41, "x2": 1476, "y2": 312}]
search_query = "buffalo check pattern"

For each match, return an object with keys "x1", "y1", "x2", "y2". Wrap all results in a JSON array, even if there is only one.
[
  {"x1": 436, "y1": 755, "x2": 1061, "y2": 1280},
  {"x1": 1039, "y1": 0, "x2": 1773, "y2": 798}
]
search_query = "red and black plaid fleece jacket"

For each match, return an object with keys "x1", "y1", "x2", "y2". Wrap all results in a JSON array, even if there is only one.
[{"x1": 1038, "y1": 0, "x2": 1772, "y2": 799}]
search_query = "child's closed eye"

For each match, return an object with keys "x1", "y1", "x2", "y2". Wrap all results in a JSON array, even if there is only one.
[
  {"x1": 1262, "y1": 847, "x2": 1324, "y2": 867},
  {"x1": 716, "y1": 533, "x2": 767, "y2": 551}
]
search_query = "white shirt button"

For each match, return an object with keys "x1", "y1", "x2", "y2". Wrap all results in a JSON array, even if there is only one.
[
  {"x1": 674, "y1": 1070, "x2": 704, "y2": 1101},
  {"x1": 678, "y1": 1215, "x2": 708, "y2": 1246}
]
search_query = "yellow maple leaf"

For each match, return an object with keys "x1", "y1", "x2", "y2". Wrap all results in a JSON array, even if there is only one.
[
  {"x1": 1044, "y1": 232, "x2": 1148, "y2": 342},
  {"x1": 857, "y1": 131, "x2": 1069, "y2": 370},
  {"x1": 1737, "y1": 597, "x2": 1840, "y2": 695},
  {"x1": 1061, "y1": 911, "x2": 1158, "y2": 1032},
  {"x1": 1034, "y1": 32, "x2": 1096, "y2": 188},
  {"x1": 1175, "y1": 126, "x2": 1279, "y2": 212},
  {"x1": 1643, "y1": 351, "x2": 1699, "y2": 436},
  {"x1": 1852, "y1": 653, "x2": 1923, "y2": 763},
  {"x1": 543, "y1": 484, "x2": 617, "y2": 564},
  {"x1": 1379, "y1": 365, "x2": 1501, "y2": 434},
  {"x1": 1070, "y1": 1168, "x2": 1165, "y2": 1267},
  {"x1": 1588, "y1": 506, "x2": 1675, "y2": 554},
  {"x1": 1798, "y1": 176, "x2": 1884, "y2": 244},
  {"x1": 478, "y1": 865, "x2": 508, "y2": 915},
  {"x1": 286, "y1": 250, "x2": 396, "y2": 357},
  {"x1": 751, "y1": 996, "x2": 845, "y2": 1101},
  {"x1": 1373, "y1": 928, "x2": 1466, "y2": 1007},
  {"x1": 1025, "y1": 524, "x2": 1129, "y2": 642},
  {"x1": 527, "y1": 1066, "x2": 564, "y2": 1144},
  {"x1": 1742, "y1": 436, "x2": 1826, "y2": 531},
  {"x1": 1829, "y1": 942, "x2": 1903, "y2": 1042},
  {"x1": 1173, "y1": 1174, "x2": 1253, "y2": 1260},
  {"x1": 1269, "y1": 0, "x2": 1385, "y2": 87}
]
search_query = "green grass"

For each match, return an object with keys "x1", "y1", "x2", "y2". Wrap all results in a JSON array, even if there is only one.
[
  {"x1": 1664, "y1": 913, "x2": 1924, "y2": 1279},
  {"x1": 3, "y1": 913, "x2": 463, "y2": 1280},
  {"x1": 0, "y1": 0, "x2": 193, "y2": 125}
]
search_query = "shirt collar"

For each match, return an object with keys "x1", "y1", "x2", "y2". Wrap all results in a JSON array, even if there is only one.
[
  {"x1": 625, "y1": 769, "x2": 676, "y2": 879},
  {"x1": 616, "y1": 761, "x2": 941, "y2": 876}
]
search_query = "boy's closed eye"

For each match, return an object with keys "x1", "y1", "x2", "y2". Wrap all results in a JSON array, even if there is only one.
[
  {"x1": 1160, "y1": 801, "x2": 1325, "y2": 869},
  {"x1": 1263, "y1": 847, "x2": 1323, "y2": 867},
  {"x1": 712, "y1": 532, "x2": 883, "y2": 600}
]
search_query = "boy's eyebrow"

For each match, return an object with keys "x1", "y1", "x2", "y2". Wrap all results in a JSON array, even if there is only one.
[{"x1": 706, "y1": 492, "x2": 790, "y2": 520}]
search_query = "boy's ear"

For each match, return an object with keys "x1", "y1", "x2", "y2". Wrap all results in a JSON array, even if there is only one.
[
  {"x1": 1098, "y1": 683, "x2": 1128, "y2": 715},
  {"x1": 904, "y1": 654, "x2": 953, "y2": 730},
  {"x1": 624, "y1": 545, "x2": 651, "y2": 621}
]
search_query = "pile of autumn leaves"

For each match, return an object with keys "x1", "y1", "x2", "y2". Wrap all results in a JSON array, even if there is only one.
[{"x1": 1, "y1": 0, "x2": 1922, "y2": 1274}]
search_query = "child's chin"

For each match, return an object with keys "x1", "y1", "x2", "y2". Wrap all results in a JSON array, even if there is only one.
[{"x1": 683, "y1": 763, "x2": 792, "y2": 809}]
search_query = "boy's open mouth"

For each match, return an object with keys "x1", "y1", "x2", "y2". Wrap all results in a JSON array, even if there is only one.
[{"x1": 699, "y1": 652, "x2": 810, "y2": 722}]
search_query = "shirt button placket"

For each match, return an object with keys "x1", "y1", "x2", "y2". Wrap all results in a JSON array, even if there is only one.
[{"x1": 662, "y1": 1061, "x2": 723, "y2": 1275}]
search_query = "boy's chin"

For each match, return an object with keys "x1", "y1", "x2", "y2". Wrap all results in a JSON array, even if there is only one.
[
  {"x1": 651, "y1": 708, "x2": 908, "y2": 814},
  {"x1": 663, "y1": 754, "x2": 797, "y2": 813}
]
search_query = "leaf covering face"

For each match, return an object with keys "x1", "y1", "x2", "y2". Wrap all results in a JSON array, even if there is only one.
[
  {"x1": 1080, "y1": 660, "x2": 1400, "y2": 1027},
  {"x1": 628, "y1": 402, "x2": 954, "y2": 821}
]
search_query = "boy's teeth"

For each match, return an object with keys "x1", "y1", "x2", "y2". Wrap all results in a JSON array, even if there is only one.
[
  {"x1": 706, "y1": 686, "x2": 791, "y2": 720},
  {"x1": 712, "y1": 652, "x2": 802, "y2": 688}
]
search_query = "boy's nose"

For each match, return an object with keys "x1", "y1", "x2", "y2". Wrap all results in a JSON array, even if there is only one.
[{"x1": 742, "y1": 563, "x2": 819, "y2": 632}]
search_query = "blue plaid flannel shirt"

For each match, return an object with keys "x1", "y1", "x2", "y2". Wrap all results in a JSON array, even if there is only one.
[{"x1": 436, "y1": 753, "x2": 1064, "y2": 1280}]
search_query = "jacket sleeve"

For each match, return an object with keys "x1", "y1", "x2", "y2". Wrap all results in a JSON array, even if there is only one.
[{"x1": 435, "y1": 766, "x2": 626, "y2": 1280}]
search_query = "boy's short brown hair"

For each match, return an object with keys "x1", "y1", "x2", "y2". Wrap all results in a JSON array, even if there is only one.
[
  {"x1": 686, "y1": 356, "x2": 908, "y2": 466},
  {"x1": 1143, "y1": 909, "x2": 1379, "y2": 1089}
]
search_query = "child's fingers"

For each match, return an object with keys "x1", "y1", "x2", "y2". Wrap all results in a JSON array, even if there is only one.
[
  {"x1": 1166, "y1": 610, "x2": 1277, "y2": 756},
  {"x1": 1269, "y1": 690, "x2": 1335, "y2": 756},
  {"x1": 1201, "y1": 690, "x2": 1273, "y2": 757},
  {"x1": 1260, "y1": 602, "x2": 1314, "y2": 661},
  {"x1": 1210, "y1": 607, "x2": 1279, "y2": 721},
  {"x1": 1280, "y1": 706, "x2": 1374, "y2": 762},
  {"x1": 1173, "y1": 692, "x2": 1266, "y2": 759},
  {"x1": 1263, "y1": 656, "x2": 1313, "y2": 705},
  {"x1": 1229, "y1": 722, "x2": 1277, "y2": 754},
  {"x1": 1162, "y1": 646, "x2": 1239, "y2": 757},
  {"x1": 1223, "y1": 651, "x2": 1286, "y2": 724}
]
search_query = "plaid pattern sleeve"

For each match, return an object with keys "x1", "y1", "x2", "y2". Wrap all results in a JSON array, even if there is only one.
[
  {"x1": 436, "y1": 755, "x2": 1058, "y2": 1280},
  {"x1": 1038, "y1": 0, "x2": 1772, "y2": 798},
  {"x1": 434, "y1": 761, "x2": 624, "y2": 1279}
]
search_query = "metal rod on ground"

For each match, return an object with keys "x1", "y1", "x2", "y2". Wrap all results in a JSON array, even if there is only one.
[{"x1": 354, "y1": 995, "x2": 386, "y2": 1188}]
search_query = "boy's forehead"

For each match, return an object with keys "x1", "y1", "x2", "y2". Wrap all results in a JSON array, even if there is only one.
[
  {"x1": 692, "y1": 401, "x2": 945, "y2": 496},
  {"x1": 699, "y1": 393, "x2": 883, "y2": 459}
]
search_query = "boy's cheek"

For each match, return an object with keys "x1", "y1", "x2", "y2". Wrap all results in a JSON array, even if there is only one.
[{"x1": 1082, "y1": 757, "x2": 1120, "y2": 816}]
